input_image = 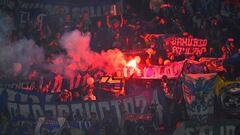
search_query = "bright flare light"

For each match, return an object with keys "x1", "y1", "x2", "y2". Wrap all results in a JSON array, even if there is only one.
[{"x1": 126, "y1": 59, "x2": 137, "y2": 68}]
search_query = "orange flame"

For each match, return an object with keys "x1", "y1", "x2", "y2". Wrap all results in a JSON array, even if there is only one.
[
  {"x1": 126, "y1": 59, "x2": 137, "y2": 68},
  {"x1": 123, "y1": 56, "x2": 141, "y2": 78}
]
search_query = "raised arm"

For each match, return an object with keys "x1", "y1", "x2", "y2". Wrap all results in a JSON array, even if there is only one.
[{"x1": 106, "y1": 15, "x2": 111, "y2": 28}]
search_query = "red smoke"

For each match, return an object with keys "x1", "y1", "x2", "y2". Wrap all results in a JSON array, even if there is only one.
[{"x1": 48, "y1": 30, "x2": 126, "y2": 78}]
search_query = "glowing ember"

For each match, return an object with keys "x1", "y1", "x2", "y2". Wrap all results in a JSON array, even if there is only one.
[
  {"x1": 134, "y1": 56, "x2": 141, "y2": 64},
  {"x1": 124, "y1": 58, "x2": 141, "y2": 78},
  {"x1": 126, "y1": 59, "x2": 137, "y2": 68}
]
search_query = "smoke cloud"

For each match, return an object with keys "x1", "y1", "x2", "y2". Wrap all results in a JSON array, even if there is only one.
[
  {"x1": 0, "y1": 13, "x2": 45, "y2": 79},
  {"x1": 0, "y1": 13, "x2": 126, "y2": 80},
  {"x1": 0, "y1": 39, "x2": 45, "y2": 79},
  {"x1": 48, "y1": 30, "x2": 126, "y2": 78}
]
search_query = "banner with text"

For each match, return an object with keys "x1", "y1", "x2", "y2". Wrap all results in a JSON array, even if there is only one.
[
  {"x1": 0, "y1": 87, "x2": 164, "y2": 126},
  {"x1": 17, "y1": 0, "x2": 124, "y2": 24},
  {"x1": 173, "y1": 119, "x2": 240, "y2": 135},
  {"x1": 164, "y1": 37, "x2": 207, "y2": 56},
  {"x1": 135, "y1": 60, "x2": 186, "y2": 79}
]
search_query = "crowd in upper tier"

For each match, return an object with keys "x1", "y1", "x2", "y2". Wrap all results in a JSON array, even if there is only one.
[
  {"x1": 0, "y1": 0, "x2": 240, "y2": 98},
  {"x1": 0, "y1": 1, "x2": 240, "y2": 135}
]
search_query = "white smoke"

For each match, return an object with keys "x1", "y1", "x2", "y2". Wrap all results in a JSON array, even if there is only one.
[
  {"x1": 0, "y1": 39, "x2": 45, "y2": 79},
  {"x1": 0, "y1": 12, "x2": 126, "y2": 80},
  {"x1": 0, "y1": 13, "x2": 45, "y2": 79},
  {"x1": 48, "y1": 30, "x2": 126, "y2": 78}
]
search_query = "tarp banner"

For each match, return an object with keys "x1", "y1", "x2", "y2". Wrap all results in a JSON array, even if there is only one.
[
  {"x1": 0, "y1": 87, "x2": 164, "y2": 126},
  {"x1": 172, "y1": 119, "x2": 240, "y2": 135},
  {"x1": 135, "y1": 60, "x2": 186, "y2": 79},
  {"x1": 182, "y1": 73, "x2": 216, "y2": 126},
  {"x1": 17, "y1": 0, "x2": 124, "y2": 24},
  {"x1": 164, "y1": 36, "x2": 207, "y2": 56}
]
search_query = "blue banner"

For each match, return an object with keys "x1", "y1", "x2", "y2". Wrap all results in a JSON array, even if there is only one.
[
  {"x1": 17, "y1": 0, "x2": 124, "y2": 24},
  {"x1": 0, "y1": 86, "x2": 165, "y2": 127}
]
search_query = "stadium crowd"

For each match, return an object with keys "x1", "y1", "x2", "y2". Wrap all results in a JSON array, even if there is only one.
[{"x1": 0, "y1": 0, "x2": 240, "y2": 135}]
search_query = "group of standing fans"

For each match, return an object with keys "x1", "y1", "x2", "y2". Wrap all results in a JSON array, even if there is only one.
[
  {"x1": 0, "y1": 1, "x2": 240, "y2": 134},
  {"x1": 1, "y1": 0, "x2": 240, "y2": 101}
]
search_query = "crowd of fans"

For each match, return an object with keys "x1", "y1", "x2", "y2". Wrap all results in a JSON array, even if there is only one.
[
  {"x1": 0, "y1": 0, "x2": 240, "y2": 134},
  {"x1": 2, "y1": 1, "x2": 239, "y2": 55},
  {"x1": 0, "y1": 0, "x2": 240, "y2": 102}
]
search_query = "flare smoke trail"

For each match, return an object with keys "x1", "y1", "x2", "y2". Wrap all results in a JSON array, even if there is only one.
[
  {"x1": 49, "y1": 30, "x2": 126, "y2": 78},
  {"x1": 0, "y1": 12, "x2": 126, "y2": 79},
  {"x1": 0, "y1": 13, "x2": 45, "y2": 79}
]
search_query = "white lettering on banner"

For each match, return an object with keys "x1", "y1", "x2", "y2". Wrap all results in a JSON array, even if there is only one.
[
  {"x1": 123, "y1": 97, "x2": 135, "y2": 113},
  {"x1": 57, "y1": 117, "x2": 66, "y2": 127},
  {"x1": 35, "y1": 117, "x2": 45, "y2": 135},
  {"x1": 57, "y1": 105, "x2": 70, "y2": 117},
  {"x1": 36, "y1": 13, "x2": 46, "y2": 31},
  {"x1": 29, "y1": 95, "x2": 40, "y2": 103},
  {"x1": 152, "y1": 90, "x2": 163, "y2": 124},
  {"x1": 19, "y1": 93, "x2": 28, "y2": 102},
  {"x1": 72, "y1": 5, "x2": 111, "y2": 18},
  {"x1": 7, "y1": 89, "x2": 17, "y2": 101},
  {"x1": 221, "y1": 125, "x2": 236, "y2": 135},
  {"x1": 197, "y1": 126, "x2": 213, "y2": 135},
  {"x1": 98, "y1": 101, "x2": 110, "y2": 119},
  {"x1": 32, "y1": 104, "x2": 44, "y2": 118},
  {"x1": 15, "y1": 82, "x2": 23, "y2": 89},
  {"x1": 110, "y1": 100, "x2": 122, "y2": 125},
  {"x1": 84, "y1": 102, "x2": 98, "y2": 119},
  {"x1": 44, "y1": 105, "x2": 57, "y2": 117},
  {"x1": 185, "y1": 125, "x2": 236, "y2": 135},
  {"x1": 185, "y1": 126, "x2": 213, "y2": 135},
  {"x1": 226, "y1": 126, "x2": 235, "y2": 135},
  {"x1": 18, "y1": 2, "x2": 123, "y2": 26},
  {"x1": 7, "y1": 102, "x2": 18, "y2": 117},
  {"x1": 19, "y1": 104, "x2": 30, "y2": 118},
  {"x1": 71, "y1": 103, "x2": 84, "y2": 118},
  {"x1": 45, "y1": 95, "x2": 53, "y2": 103},
  {"x1": 3, "y1": 87, "x2": 164, "y2": 125},
  {"x1": 185, "y1": 128, "x2": 195, "y2": 135},
  {"x1": 135, "y1": 95, "x2": 147, "y2": 113}
]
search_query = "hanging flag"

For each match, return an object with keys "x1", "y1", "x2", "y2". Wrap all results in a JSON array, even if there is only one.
[
  {"x1": 215, "y1": 76, "x2": 240, "y2": 115},
  {"x1": 182, "y1": 73, "x2": 216, "y2": 126}
]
